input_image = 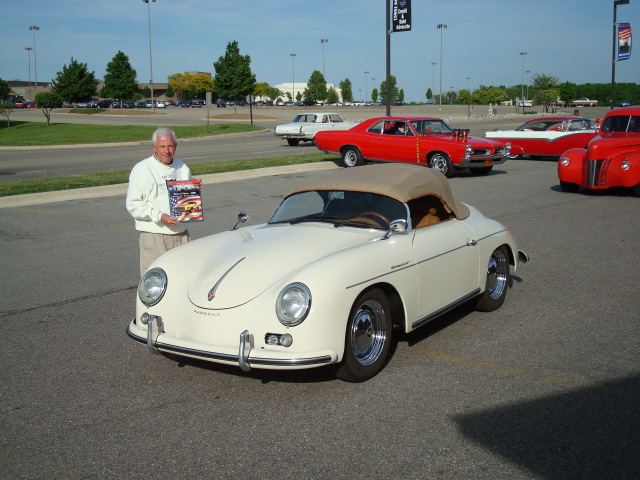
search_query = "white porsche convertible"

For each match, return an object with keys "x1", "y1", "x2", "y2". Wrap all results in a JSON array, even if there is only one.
[{"x1": 128, "y1": 163, "x2": 528, "y2": 382}]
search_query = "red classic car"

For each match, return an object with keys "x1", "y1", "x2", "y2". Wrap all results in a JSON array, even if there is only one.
[
  {"x1": 314, "y1": 116, "x2": 510, "y2": 177},
  {"x1": 486, "y1": 116, "x2": 598, "y2": 160},
  {"x1": 558, "y1": 106, "x2": 640, "y2": 196}
]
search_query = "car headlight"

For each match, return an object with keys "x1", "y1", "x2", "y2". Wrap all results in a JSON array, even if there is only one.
[
  {"x1": 621, "y1": 160, "x2": 630, "y2": 171},
  {"x1": 560, "y1": 157, "x2": 570, "y2": 166},
  {"x1": 465, "y1": 144, "x2": 472, "y2": 158},
  {"x1": 275, "y1": 283, "x2": 311, "y2": 326},
  {"x1": 138, "y1": 268, "x2": 167, "y2": 306}
]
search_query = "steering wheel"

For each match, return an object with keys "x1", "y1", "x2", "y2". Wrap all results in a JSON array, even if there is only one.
[{"x1": 356, "y1": 211, "x2": 391, "y2": 228}]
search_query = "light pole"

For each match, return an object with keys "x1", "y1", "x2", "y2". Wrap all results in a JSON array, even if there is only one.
[
  {"x1": 25, "y1": 47, "x2": 33, "y2": 98},
  {"x1": 358, "y1": 89, "x2": 362, "y2": 101},
  {"x1": 364, "y1": 71, "x2": 369, "y2": 102},
  {"x1": 437, "y1": 24, "x2": 447, "y2": 107},
  {"x1": 466, "y1": 76, "x2": 470, "y2": 92},
  {"x1": 290, "y1": 53, "x2": 296, "y2": 102},
  {"x1": 519, "y1": 51, "x2": 527, "y2": 113},
  {"x1": 611, "y1": 0, "x2": 630, "y2": 109},
  {"x1": 29, "y1": 26, "x2": 39, "y2": 93},
  {"x1": 320, "y1": 39, "x2": 328, "y2": 79},
  {"x1": 143, "y1": 0, "x2": 156, "y2": 111},
  {"x1": 525, "y1": 70, "x2": 530, "y2": 101},
  {"x1": 431, "y1": 62, "x2": 437, "y2": 103}
]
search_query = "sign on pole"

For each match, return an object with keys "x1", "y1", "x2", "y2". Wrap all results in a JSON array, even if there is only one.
[
  {"x1": 392, "y1": 0, "x2": 411, "y2": 32},
  {"x1": 617, "y1": 23, "x2": 632, "y2": 61}
]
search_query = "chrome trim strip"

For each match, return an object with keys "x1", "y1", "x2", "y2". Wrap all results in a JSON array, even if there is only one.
[
  {"x1": 412, "y1": 288, "x2": 481, "y2": 329},
  {"x1": 208, "y1": 257, "x2": 246, "y2": 301},
  {"x1": 126, "y1": 325, "x2": 332, "y2": 367},
  {"x1": 346, "y1": 262, "x2": 416, "y2": 289}
]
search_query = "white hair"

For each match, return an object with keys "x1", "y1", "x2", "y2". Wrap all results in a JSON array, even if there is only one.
[{"x1": 152, "y1": 127, "x2": 177, "y2": 145}]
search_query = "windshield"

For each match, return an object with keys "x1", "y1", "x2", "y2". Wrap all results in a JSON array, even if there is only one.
[
  {"x1": 601, "y1": 115, "x2": 640, "y2": 133},
  {"x1": 410, "y1": 119, "x2": 453, "y2": 135},
  {"x1": 269, "y1": 190, "x2": 408, "y2": 230}
]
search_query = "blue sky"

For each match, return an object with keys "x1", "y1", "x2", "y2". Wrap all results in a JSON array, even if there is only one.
[{"x1": 1, "y1": 0, "x2": 638, "y2": 102}]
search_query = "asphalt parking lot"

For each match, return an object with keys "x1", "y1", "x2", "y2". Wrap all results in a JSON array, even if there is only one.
[{"x1": 1, "y1": 111, "x2": 638, "y2": 479}]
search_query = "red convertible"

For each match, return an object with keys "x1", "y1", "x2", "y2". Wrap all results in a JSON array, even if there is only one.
[
  {"x1": 486, "y1": 116, "x2": 598, "y2": 160},
  {"x1": 314, "y1": 116, "x2": 510, "y2": 177},
  {"x1": 558, "y1": 106, "x2": 640, "y2": 196}
]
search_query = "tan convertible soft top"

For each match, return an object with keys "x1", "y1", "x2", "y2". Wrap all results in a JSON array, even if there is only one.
[{"x1": 288, "y1": 163, "x2": 470, "y2": 219}]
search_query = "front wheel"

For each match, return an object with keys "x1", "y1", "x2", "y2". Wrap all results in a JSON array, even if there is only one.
[
  {"x1": 286, "y1": 138, "x2": 300, "y2": 146},
  {"x1": 469, "y1": 166, "x2": 493, "y2": 175},
  {"x1": 475, "y1": 246, "x2": 510, "y2": 312},
  {"x1": 560, "y1": 181, "x2": 580, "y2": 193},
  {"x1": 428, "y1": 153, "x2": 454, "y2": 178},
  {"x1": 335, "y1": 289, "x2": 392, "y2": 382},
  {"x1": 342, "y1": 147, "x2": 364, "y2": 167}
]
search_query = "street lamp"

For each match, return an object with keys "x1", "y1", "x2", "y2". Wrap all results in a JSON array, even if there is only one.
[
  {"x1": 437, "y1": 24, "x2": 447, "y2": 107},
  {"x1": 320, "y1": 39, "x2": 328, "y2": 79},
  {"x1": 466, "y1": 77, "x2": 470, "y2": 92},
  {"x1": 290, "y1": 53, "x2": 296, "y2": 102},
  {"x1": 25, "y1": 47, "x2": 33, "y2": 98},
  {"x1": 525, "y1": 70, "x2": 530, "y2": 101},
  {"x1": 142, "y1": 0, "x2": 156, "y2": 111},
  {"x1": 358, "y1": 89, "x2": 362, "y2": 101},
  {"x1": 364, "y1": 71, "x2": 369, "y2": 102},
  {"x1": 431, "y1": 62, "x2": 437, "y2": 103},
  {"x1": 519, "y1": 51, "x2": 527, "y2": 113},
  {"x1": 29, "y1": 26, "x2": 39, "y2": 92}
]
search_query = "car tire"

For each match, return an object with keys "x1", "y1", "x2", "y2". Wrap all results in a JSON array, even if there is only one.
[
  {"x1": 634, "y1": 183, "x2": 640, "y2": 197},
  {"x1": 508, "y1": 153, "x2": 523, "y2": 160},
  {"x1": 428, "y1": 153, "x2": 454, "y2": 178},
  {"x1": 475, "y1": 246, "x2": 510, "y2": 312},
  {"x1": 342, "y1": 147, "x2": 364, "y2": 168},
  {"x1": 560, "y1": 181, "x2": 580, "y2": 193},
  {"x1": 469, "y1": 166, "x2": 493, "y2": 175},
  {"x1": 336, "y1": 288, "x2": 392, "y2": 382},
  {"x1": 286, "y1": 139, "x2": 300, "y2": 146}
]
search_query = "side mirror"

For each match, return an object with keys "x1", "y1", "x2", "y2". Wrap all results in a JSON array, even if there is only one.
[
  {"x1": 231, "y1": 211, "x2": 249, "y2": 231},
  {"x1": 381, "y1": 219, "x2": 408, "y2": 240}
]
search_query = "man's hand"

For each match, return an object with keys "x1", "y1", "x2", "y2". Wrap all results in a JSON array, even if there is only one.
[{"x1": 160, "y1": 213, "x2": 181, "y2": 226}]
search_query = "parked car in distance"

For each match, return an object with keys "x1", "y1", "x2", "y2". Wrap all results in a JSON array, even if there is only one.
[
  {"x1": 127, "y1": 163, "x2": 528, "y2": 382},
  {"x1": 274, "y1": 112, "x2": 360, "y2": 146},
  {"x1": 314, "y1": 116, "x2": 510, "y2": 177},
  {"x1": 620, "y1": 101, "x2": 631, "y2": 107},
  {"x1": 188, "y1": 99, "x2": 202, "y2": 108},
  {"x1": 75, "y1": 102, "x2": 89, "y2": 108},
  {"x1": 136, "y1": 101, "x2": 147, "y2": 108},
  {"x1": 558, "y1": 106, "x2": 640, "y2": 196},
  {"x1": 122, "y1": 101, "x2": 135, "y2": 109},
  {"x1": 24, "y1": 101, "x2": 35, "y2": 108},
  {"x1": 486, "y1": 116, "x2": 598, "y2": 159},
  {"x1": 276, "y1": 100, "x2": 285, "y2": 106},
  {"x1": 264, "y1": 100, "x2": 274, "y2": 106},
  {"x1": 216, "y1": 100, "x2": 226, "y2": 108}
]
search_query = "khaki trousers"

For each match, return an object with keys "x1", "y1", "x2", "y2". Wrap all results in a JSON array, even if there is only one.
[{"x1": 139, "y1": 230, "x2": 190, "y2": 275}]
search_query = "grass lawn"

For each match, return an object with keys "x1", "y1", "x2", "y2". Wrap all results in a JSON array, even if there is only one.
[{"x1": 0, "y1": 121, "x2": 263, "y2": 146}]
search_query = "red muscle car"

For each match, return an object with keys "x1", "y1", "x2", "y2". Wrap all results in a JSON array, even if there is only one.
[
  {"x1": 314, "y1": 116, "x2": 510, "y2": 177},
  {"x1": 486, "y1": 116, "x2": 598, "y2": 160},
  {"x1": 558, "y1": 106, "x2": 640, "y2": 196}
]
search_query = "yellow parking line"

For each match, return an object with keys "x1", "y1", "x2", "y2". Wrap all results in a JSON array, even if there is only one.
[
  {"x1": 10, "y1": 207, "x2": 134, "y2": 229},
  {"x1": 417, "y1": 349, "x2": 640, "y2": 399}
]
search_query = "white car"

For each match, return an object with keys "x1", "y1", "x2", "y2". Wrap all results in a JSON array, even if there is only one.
[
  {"x1": 128, "y1": 163, "x2": 528, "y2": 382},
  {"x1": 274, "y1": 112, "x2": 360, "y2": 146}
]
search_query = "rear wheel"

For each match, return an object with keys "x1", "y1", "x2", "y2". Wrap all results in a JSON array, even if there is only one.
[
  {"x1": 560, "y1": 181, "x2": 580, "y2": 193},
  {"x1": 428, "y1": 153, "x2": 454, "y2": 178},
  {"x1": 475, "y1": 246, "x2": 510, "y2": 312},
  {"x1": 469, "y1": 166, "x2": 493, "y2": 175},
  {"x1": 286, "y1": 139, "x2": 300, "y2": 146},
  {"x1": 342, "y1": 147, "x2": 364, "y2": 167},
  {"x1": 336, "y1": 289, "x2": 392, "y2": 382}
]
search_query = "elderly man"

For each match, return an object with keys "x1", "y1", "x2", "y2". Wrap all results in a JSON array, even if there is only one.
[{"x1": 126, "y1": 127, "x2": 198, "y2": 275}]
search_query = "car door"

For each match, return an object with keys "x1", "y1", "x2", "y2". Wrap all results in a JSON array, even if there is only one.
[
  {"x1": 376, "y1": 120, "x2": 418, "y2": 162},
  {"x1": 411, "y1": 220, "x2": 480, "y2": 329}
]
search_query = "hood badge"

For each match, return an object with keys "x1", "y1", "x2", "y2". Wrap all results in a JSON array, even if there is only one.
[{"x1": 208, "y1": 257, "x2": 246, "y2": 301}]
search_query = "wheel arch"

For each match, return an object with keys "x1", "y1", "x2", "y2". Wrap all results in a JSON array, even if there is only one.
[{"x1": 355, "y1": 282, "x2": 406, "y2": 329}]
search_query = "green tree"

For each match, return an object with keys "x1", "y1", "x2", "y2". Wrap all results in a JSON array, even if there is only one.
[
  {"x1": 100, "y1": 51, "x2": 138, "y2": 106},
  {"x1": 213, "y1": 41, "x2": 256, "y2": 101},
  {"x1": 296, "y1": 91, "x2": 302, "y2": 101},
  {"x1": 165, "y1": 85, "x2": 175, "y2": 99},
  {"x1": 458, "y1": 89, "x2": 474, "y2": 116},
  {"x1": 339, "y1": 78, "x2": 353, "y2": 102},
  {"x1": 326, "y1": 86, "x2": 339, "y2": 103},
  {"x1": 426, "y1": 88, "x2": 432, "y2": 101},
  {"x1": 253, "y1": 82, "x2": 270, "y2": 99},
  {"x1": 398, "y1": 89, "x2": 405, "y2": 103},
  {"x1": 531, "y1": 73, "x2": 560, "y2": 91},
  {"x1": 34, "y1": 92, "x2": 62, "y2": 126},
  {"x1": 0, "y1": 78, "x2": 10, "y2": 101},
  {"x1": 371, "y1": 88, "x2": 379, "y2": 102},
  {"x1": 140, "y1": 86, "x2": 151, "y2": 98},
  {"x1": 534, "y1": 89, "x2": 560, "y2": 113},
  {"x1": 303, "y1": 70, "x2": 328, "y2": 103},
  {"x1": 558, "y1": 81, "x2": 576, "y2": 105},
  {"x1": 0, "y1": 103, "x2": 16, "y2": 131},
  {"x1": 51, "y1": 57, "x2": 99, "y2": 103},
  {"x1": 265, "y1": 86, "x2": 283, "y2": 101},
  {"x1": 378, "y1": 76, "x2": 399, "y2": 104}
]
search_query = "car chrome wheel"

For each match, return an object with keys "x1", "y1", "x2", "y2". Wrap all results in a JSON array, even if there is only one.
[
  {"x1": 429, "y1": 153, "x2": 453, "y2": 178},
  {"x1": 342, "y1": 147, "x2": 363, "y2": 168},
  {"x1": 475, "y1": 246, "x2": 510, "y2": 312},
  {"x1": 336, "y1": 289, "x2": 392, "y2": 382}
]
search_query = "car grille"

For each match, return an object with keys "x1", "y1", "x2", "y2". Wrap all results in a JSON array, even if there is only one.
[
  {"x1": 585, "y1": 159, "x2": 612, "y2": 187},
  {"x1": 470, "y1": 148, "x2": 491, "y2": 157},
  {"x1": 494, "y1": 147, "x2": 509, "y2": 156}
]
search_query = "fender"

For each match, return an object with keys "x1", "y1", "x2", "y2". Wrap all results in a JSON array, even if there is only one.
[{"x1": 558, "y1": 148, "x2": 586, "y2": 185}]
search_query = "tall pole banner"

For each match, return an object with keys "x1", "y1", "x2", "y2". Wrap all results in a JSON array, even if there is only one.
[
  {"x1": 617, "y1": 23, "x2": 632, "y2": 61},
  {"x1": 393, "y1": 0, "x2": 411, "y2": 32}
]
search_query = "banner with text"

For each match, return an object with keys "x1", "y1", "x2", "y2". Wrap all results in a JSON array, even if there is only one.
[
  {"x1": 392, "y1": 0, "x2": 411, "y2": 32},
  {"x1": 617, "y1": 23, "x2": 632, "y2": 61}
]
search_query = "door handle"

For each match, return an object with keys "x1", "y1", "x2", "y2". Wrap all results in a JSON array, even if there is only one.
[{"x1": 467, "y1": 239, "x2": 478, "y2": 247}]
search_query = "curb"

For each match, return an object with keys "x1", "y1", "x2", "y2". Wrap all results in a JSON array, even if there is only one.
[{"x1": 0, "y1": 162, "x2": 340, "y2": 209}]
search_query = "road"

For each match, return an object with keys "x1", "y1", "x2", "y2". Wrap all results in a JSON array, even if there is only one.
[{"x1": 1, "y1": 151, "x2": 638, "y2": 479}]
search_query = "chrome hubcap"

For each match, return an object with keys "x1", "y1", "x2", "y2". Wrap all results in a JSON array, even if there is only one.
[
  {"x1": 430, "y1": 155, "x2": 447, "y2": 173},
  {"x1": 344, "y1": 150, "x2": 357, "y2": 166},
  {"x1": 486, "y1": 250, "x2": 508, "y2": 300},
  {"x1": 350, "y1": 300, "x2": 387, "y2": 366}
]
